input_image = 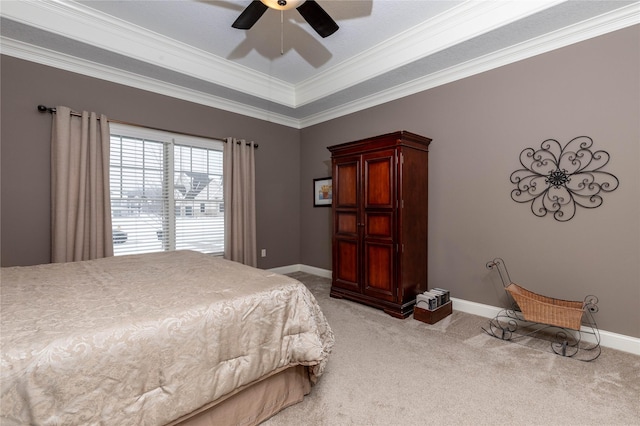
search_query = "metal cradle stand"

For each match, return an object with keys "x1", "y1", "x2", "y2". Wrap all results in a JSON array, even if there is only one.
[{"x1": 483, "y1": 258, "x2": 601, "y2": 361}]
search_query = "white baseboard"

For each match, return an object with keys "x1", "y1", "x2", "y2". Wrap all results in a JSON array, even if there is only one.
[
  {"x1": 269, "y1": 264, "x2": 640, "y2": 356},
  {"x1": 268, "y1": 263, "x2": 332, "y2": 279},
  {"x1": 267, "y1": 264, "x2": 303, "y2": 275},
  {"x1": 300, "y1": 264, "x2": 333, "y2": 279}
]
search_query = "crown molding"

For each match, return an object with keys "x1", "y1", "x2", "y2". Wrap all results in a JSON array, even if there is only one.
[
  {"x1": 294, "y1": 0, "x2": 565, "y2": 107},
  {"x1": 1, "y1": 0, "x2": 563, "y2": 110},
  {"x1": 0, "y1": 37, "x2": 301, "y2": 129},
  {"x1": 0, "y1": 0, "x2": 296, "y2": 107},
  {"x1": 2, "y1": 2, "x2": 637, "y2": 129},
  {"x1": 299, "y1": 3, "x2": 640, "y2": 127}
]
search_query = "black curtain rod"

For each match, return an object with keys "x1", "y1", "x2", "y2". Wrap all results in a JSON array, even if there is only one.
[{"x1": 37, "y1": 105, "x2": 258, "y2": 148}]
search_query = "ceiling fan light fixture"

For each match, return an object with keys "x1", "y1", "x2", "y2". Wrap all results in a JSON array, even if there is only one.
[
  {"x1": 233, "y1": 0, "x2": 338, "y2": 38},
  {"x1": 260, "y1": 0, "x2": 305, "y2": 11}
]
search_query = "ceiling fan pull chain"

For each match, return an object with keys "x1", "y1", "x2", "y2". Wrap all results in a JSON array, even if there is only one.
[{"x1": 280, "y1": 10, "x2": 284, "y2": 55}]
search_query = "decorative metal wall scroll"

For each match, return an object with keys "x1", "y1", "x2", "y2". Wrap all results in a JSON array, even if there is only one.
[{"x1": 510, "y1": 136, "x2": 619, "y2": 222}]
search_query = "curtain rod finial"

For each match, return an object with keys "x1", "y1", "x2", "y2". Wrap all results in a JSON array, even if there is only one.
[{"x1": 37, "y1": 105, "x2": 56, "y2": 114}]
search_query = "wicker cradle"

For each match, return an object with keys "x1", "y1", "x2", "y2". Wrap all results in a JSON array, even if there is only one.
[{"x1": 505, "y1": 283, "x2": 585, "y2": 330}]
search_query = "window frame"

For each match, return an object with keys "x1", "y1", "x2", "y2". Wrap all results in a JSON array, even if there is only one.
[{"x1": 109, "y1": 123, "x2": 225, "y2": 256}]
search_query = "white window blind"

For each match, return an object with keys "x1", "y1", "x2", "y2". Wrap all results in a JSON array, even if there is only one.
[{"x1": 109, "y1": 124, "x2": 224, "y2": 256}]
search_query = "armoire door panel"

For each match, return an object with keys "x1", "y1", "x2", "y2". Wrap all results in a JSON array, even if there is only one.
[
  {"x1": 363, "y1": 242, "x2": 394, "y2": 301},
  {"x1": 364, "y1": 151, "x2": 394, "y2": 208},
  {"x1": 334, "y1": 239, "x2": 359, "y2": 290},
  {"x1": 336, "y1": 212, "x2": 358, "y2": 235},
  {"x1": 365, "y1": 212, "x2": 393, "y2": 240},
  {"x1": 335, "y1": 161, "x2": 358, "y2": 208}
]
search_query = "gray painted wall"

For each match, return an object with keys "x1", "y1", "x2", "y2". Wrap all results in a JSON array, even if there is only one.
[
  {"x1": 0, "y1": 55, "x2": 301, "y2": 270},
  {"x1": 1, "y1": 25, "x2": 638, "y2": 337},
  {"x1": 300, "y1": 25, "x2": 640, "y2": 338}
]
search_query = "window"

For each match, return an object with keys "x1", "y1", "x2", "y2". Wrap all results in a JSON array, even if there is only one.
[{"x1": 109, "y1": 124, "x2": 224, "y2": 256}]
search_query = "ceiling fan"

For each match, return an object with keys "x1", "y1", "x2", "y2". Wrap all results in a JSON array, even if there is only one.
[{"x1": 232, "y1": 0, "x2": 339, "y2": 38}]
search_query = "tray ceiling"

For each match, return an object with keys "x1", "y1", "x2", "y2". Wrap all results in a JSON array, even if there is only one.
[{"x1": 1, "y1": 0, "x2": 638, "y2": 128}]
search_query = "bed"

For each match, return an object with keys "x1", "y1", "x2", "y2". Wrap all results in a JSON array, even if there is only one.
[{"x1": 1, "y1": 250, "x2": 334, "y2": 425}]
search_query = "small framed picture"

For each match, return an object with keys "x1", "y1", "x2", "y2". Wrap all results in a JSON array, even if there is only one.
[{"x1": 313, "y1": 177, "x2": 332, "y2": 207}]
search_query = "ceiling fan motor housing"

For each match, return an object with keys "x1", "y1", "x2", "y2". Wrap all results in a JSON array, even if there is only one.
[
  {"x1": 261, "y1": 0, "x2": 305, "y2": 11},
  {"x1": 235, "y1": 0, "x2": 338, "y2": 38}
]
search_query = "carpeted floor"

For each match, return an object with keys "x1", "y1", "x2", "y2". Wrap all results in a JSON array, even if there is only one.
[{"x1": 264, "y1": 272, "x2": 640, "y2": 426}]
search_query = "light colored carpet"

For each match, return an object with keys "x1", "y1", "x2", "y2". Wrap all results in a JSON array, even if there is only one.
[{"x1": 264, "y1": 272, "x2": 640, "y2": 426}]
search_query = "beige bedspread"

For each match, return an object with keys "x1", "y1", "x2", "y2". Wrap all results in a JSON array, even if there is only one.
[{"x1": 1, "y1": 251, "x2": 334, "y2": 425}]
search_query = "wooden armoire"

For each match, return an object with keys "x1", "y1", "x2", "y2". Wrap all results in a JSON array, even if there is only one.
[{"x1": 328, "y1": 131, "x2": 431, "y2": 318}]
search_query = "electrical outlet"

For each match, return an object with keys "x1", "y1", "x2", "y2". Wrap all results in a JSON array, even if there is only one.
[{"x1": 261, "y1": 249, "x2": 267, "y2": 258}]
